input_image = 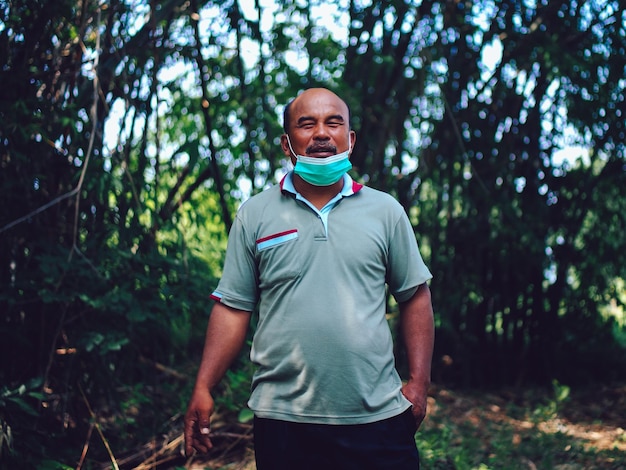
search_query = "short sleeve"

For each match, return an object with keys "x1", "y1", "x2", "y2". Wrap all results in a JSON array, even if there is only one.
[
  {"x1": 386, "y1": 212, "x2": 432, "y2": 303},
  {"x1": 210, "y1": 212, "x2": 259, "y2": 312}
]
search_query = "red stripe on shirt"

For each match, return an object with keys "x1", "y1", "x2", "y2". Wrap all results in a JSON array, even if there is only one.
[{"x1": 256, "y1": 229, "x2": 298, "y2": 244}]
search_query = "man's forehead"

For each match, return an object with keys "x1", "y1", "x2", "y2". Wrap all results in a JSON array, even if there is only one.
[{"x1": 291, "y1": 89, "x2": 349, "y2": 118}]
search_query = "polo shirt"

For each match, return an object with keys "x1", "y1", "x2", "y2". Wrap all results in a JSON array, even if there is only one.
[{"x1": 210, "y1": 172, "x2": 432, "y2": 424}]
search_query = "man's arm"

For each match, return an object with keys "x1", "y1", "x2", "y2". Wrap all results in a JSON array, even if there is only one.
[
  {"x1": 399, "y1": 282, "x2": 435, "y2": 430},
  {"x1": 184, "y1": 302, "x2": 252, "y2": 456}
]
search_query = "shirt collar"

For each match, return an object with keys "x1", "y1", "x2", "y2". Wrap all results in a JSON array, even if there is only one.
[{"x1": 280, "y1": 171, "x2": 363, "y2": 197}]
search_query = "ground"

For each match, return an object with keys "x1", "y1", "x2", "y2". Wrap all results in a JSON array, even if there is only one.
[{"x1": 127, "y1": 384, "x2": 626, "y2": 470}]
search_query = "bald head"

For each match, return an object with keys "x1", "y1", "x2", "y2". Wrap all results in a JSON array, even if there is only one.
[{"x1": 283, "y1": 88, "x2": 351, "y2": 134}]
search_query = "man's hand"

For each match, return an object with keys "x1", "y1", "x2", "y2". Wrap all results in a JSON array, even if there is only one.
[
  {"x1": 183, "y1": 303, "x2": 252, "y2": 457},
  {"x1": 399, "y1": 283, "x2": 434, "y2": 431},
  {"x1": 401, "y1": 380, "x2": 429, "y2": 430},
  {"x1": 184, "y1": 387, "x2": 215, "y2": 456}
]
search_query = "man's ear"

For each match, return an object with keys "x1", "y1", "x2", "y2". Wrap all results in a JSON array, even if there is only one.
[
  {"x1": 280, "y1": 134, "x2": 293, "y2": 158},
  {"x1": 349, "y1": 130, "x2": 357, "y2": 153}
]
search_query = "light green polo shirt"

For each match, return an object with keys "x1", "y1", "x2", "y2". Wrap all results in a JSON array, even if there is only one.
[{"x1": 210, "y1": 172, "x2": 432, "y2": 424}]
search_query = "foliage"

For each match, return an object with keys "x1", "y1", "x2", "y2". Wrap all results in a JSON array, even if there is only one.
[
  {"x1": 1, "y1": 0, "x2": 625, "y2": 467},
  {"x1": 418, "y1": 385, "x2": 626, "y2": 470}
]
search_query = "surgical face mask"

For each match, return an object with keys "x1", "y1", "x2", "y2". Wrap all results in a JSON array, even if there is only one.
[{"x1": 287, "y1": 136, "x2": 353, "y2": 186}]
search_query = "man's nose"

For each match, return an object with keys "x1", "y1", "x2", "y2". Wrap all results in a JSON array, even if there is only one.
[{"x1": 312, "y1": 124, "x2": 330, "y2": 140}]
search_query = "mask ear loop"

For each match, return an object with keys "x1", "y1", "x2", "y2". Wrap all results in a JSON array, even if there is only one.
[{"x1": 286, "y1": 135, "x2": 298, "y2": 158}]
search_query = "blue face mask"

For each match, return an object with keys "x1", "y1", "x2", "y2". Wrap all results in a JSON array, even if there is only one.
[{"x1": 287, "y1": 137, "x2": 353, "y2": 186}]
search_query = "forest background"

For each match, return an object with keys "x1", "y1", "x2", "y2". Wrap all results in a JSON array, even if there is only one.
[{"x1": 1, "y1": 0, "x2": 625, "y2": 469}]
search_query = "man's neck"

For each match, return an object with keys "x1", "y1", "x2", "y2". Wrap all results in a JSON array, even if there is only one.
[{"x1": 293, "y1": 174, "x2": 344, "y2": 210}]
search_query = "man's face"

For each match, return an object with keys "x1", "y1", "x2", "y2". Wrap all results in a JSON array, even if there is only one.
[{"x1": 281, "y1": 88, "x2": 356, "y2": 165}]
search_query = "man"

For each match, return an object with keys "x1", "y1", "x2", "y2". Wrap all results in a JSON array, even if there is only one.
[{"x1": 184, "y1": 88, "x2": 435, "y2": 469}]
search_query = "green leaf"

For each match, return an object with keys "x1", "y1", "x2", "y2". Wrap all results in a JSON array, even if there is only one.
[
  {"x1": 238, "y1": 407, "x2": 254, "y2": 424},
  {"x1": 6, "y1": 397, "x2": 39, "y2": 417}
]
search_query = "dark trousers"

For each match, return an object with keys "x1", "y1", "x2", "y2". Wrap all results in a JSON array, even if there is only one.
[{"x1": 253, "y1": 408, "x2": 420, "y2": 470}]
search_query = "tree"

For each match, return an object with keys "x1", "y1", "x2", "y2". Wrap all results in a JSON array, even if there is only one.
[{"x1": 413, "y1": 0, "x2": 626, "y2": 386}]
